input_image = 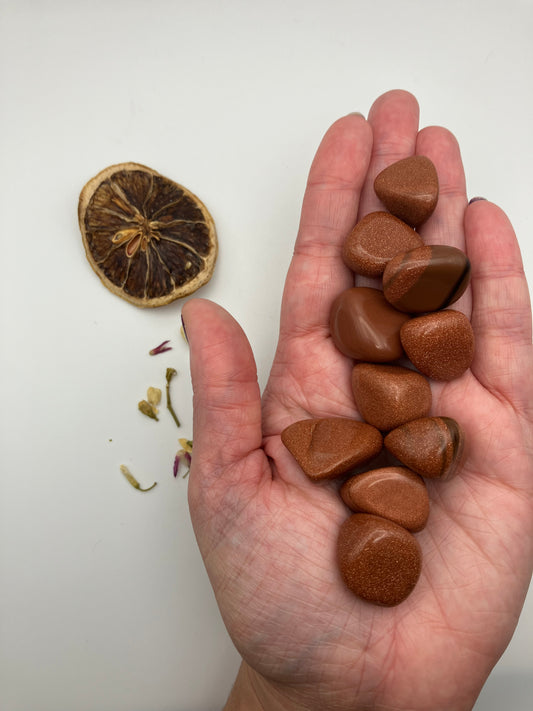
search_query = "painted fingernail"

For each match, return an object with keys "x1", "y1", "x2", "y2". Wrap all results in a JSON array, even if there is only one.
[
  {"x1": 180, "y1": 314, "x2": 188, "y2": 344},
  {"x1": 349, "y1": 111, "x2": 366, "y2": 118},
  {"x1": 468, "y1": 196, "x2": 486, "y2": 205}
]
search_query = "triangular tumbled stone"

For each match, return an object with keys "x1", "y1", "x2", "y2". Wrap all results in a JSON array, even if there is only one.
[
  {"x1": 374, "y1": 156, "x2": 439, "y2": 228},
  {"x1": 384, "y1": 416, "x2": 465, "y2": 481},
  {"x1": 281, "y1": 417, "x2": 382, "y2": 480}
]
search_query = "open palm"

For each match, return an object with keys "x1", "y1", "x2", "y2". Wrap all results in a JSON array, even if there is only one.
[{"x1": 182, "y1": 91, "x2": 533, "y2": 711}]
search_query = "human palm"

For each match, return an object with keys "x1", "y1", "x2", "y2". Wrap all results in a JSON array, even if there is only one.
[{"x1": 182, "y1": 91, "x2": 533, "y2": 711}]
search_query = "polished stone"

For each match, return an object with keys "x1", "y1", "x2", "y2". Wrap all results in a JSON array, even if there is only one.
[
  {"x1": 351, "y1": 363, "x2": 431, "y2": 431},
  {"x1": 342, "y1": 211, "x2": 423, "y2": 277},
  {"x1": 383, "y1": 245, "x2": 471, "y2": 313},
  {"x1": 374, "y1": 156, "x2": 439, "y2": 228},
  {"x1": 337, "y1": 513, "x2": 422, "y2": 606},
  {"x1": 384, "y1": 416, "x2": 465, "y2": 481},
  {"x1": 281, "y1": 417, "x2": 383, "y2": 480},
  {"x1": 383, "y1": 244, "x2": 470, "y2": 313},
  {"x1": 400, "y1": 309, "x2": 475, "y2": 380},
  {"x1": 340, "y1": 466, "x2": 429, "y2": 532},
  {"x1": 330, "y1": 287, "x2": 410, "y2": 362}
]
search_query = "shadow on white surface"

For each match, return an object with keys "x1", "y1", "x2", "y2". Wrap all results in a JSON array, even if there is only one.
[{"x1": 474, "y1": 671, "x2": 533, "y2": 711}]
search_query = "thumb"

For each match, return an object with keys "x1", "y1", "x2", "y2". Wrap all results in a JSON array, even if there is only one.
[{"x1": 181, "y1": 298, "x2": 264, "y2": 482}]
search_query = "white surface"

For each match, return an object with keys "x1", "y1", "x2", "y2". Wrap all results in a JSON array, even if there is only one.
[{"x1": 1, "y1": 1, "x2": 532, "y2": 709}]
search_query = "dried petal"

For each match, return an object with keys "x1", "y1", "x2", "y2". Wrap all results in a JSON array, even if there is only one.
[
  {"x1": 179, "y1": 438, "x2": 193, "y2": 453},
  {"x1": 147, "y1": 387, "x2": 162, "y2": 407},
  {"x1": 138, "y1": 399, "x2": 159, "y2": 420}
]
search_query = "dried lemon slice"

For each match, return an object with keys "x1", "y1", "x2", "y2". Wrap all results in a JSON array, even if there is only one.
[{"x1": 78, "y1": 162, "x2": 217, "y2": 307}]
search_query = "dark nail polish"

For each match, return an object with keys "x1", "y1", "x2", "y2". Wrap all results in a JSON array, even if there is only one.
[
  {"x1": 180, "y1": 314, "x2": 188, "y2": 343},
  {"x1": 468, "y1": 196, "x2": 486, "y2": 205}
]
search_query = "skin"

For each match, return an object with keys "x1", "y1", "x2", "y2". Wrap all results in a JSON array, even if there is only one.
[{"x1": 181, "y1": 90, "x2": 533, "y2": 711}]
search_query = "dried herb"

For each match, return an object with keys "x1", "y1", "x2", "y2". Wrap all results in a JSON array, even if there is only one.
[
  {"x1": 138, "y1": 399, "x2": 159, "y2": 421},
  {"x1": 174, "y1": 439, "x2": 193, "y2": 478},
  {"x1": 165, "y1": 368, "x2": 181, "y2": 429},
  {"x1": 150, "y1": 340, "x2": 172, "y2": 356},
  {"x1": 120, "y1": 465, "x2": 157, "y2": 492},
  {"x1": 147, "y1": 387, "x2": 162, "y2": 408}
]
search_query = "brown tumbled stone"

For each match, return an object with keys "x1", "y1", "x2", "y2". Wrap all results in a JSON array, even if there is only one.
[
  {"x1": 340, "y1": 466, "x2": 429, "y2": 532},
  {"x1": 281, "y1": 418, "x2": 383, "y2": 481},
  {"x1": 351, "y1": 363, "x2": 431, "y2": 431},
  {"x1": 337, "y1": 513, "x2": 422, "y2": 606},
  {"x1": 383, "y1": 245, "x2": 471, "y2": 313},
  {"x1": 374, "y1": 156, "x2": 439, "y2": 228},
  {"x1": 384, "y1": 416, "x2": 465, "y2": 481},
  {"x1": 400, "y1": 310, "x2": 475, "y2": 380},
  {"x1": 342, "y1": 211, "x2": 423, "y2": 277},
  {"x1": 329, "y1": 287, "x2": 410, "y2": 362}
]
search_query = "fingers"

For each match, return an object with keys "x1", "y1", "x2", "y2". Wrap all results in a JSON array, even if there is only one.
[
  {"x1": 279, "y1": 112, "x2": 373, "y2": 336},
  {"x1": 466, "y1": 200, "x2": 533, "y2": 414},
  {"x1": 357, "y1": 90, "x2": 420, "y2": 218},
  {"x1": 415, "y1": 127, "x2": 468, "y2": 248},
  {"x1": 415, "y1": 126, "x2": 470, "y2": 315},
  {"x1": 181, "y1": 298, "x2": 264, "y2": 480}
]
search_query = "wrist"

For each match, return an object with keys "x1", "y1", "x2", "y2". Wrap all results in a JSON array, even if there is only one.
[{"x1": 223, "y1": 661, "x2": 305, "y2": 711}]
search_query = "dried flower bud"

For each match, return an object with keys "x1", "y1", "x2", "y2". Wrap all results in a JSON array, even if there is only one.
[
  {"x1": 120, "y1": 465, "x2": 157, "y2": 492},
  {"x1": 174, "y1": 439, "x2": 193, "y2": 478},
  {"x1": 149, "y1": 340, "x2": 172, "y2": 356},
  {"x1": 138, "y1": 399, "x2": 159, "y2": 420}
]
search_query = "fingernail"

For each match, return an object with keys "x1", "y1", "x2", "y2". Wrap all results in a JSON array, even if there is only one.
[
  {"x1": 180, "y1": 314, "x2": 188, "y2": 344},
  {"x1": 348, "y1": 111, "x2": 366, "y2": 118},
  {"x1": 468, "y1": 196, "x2": 486, "y2": 205}
]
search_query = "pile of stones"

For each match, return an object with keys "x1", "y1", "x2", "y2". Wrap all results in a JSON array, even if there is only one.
[{"x1": 281, "y1": 156, "x2": 472, "y2": 606}]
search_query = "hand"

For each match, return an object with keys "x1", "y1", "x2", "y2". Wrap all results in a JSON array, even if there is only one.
[{"x1": 181, "y1": 90, "x2": 533, "y2": 711}]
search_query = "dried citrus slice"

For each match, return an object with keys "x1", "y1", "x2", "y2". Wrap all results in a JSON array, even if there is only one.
[{"x1": 78, "y1": 162, "x2": 217, "y2": 307}]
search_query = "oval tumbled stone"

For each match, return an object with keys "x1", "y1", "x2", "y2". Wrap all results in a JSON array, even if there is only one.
[
  {"x1": 340, "y1": 466, "x2": 429, "y2": 532},
  {"x1": 384, "y1": 416, "x2": 465, "y2": 481},
  {"x1": 400, "y1": 310, "x2": 474, "y2": 380},
  {"x1": 342, "y1": 211, "x2": 423, "y2": 277},
  {"x1": 374, "y1": 156, "x2": 439, "y2": 228},
  {"x1": 329, "y1": 287, "x2": 410, "y2": 362},
  {"x1": 337, "y1": 513, "x2": 422, "y2": 606},
  {"x1": 351, "y1": 363, "x2": 431, "y2": 431},
  {"x1": 281, "y1": 418, "x2": 383, "y2": 481},
  {"x1": 383, "y1": 245, "x2": 471, "y2": 313}
]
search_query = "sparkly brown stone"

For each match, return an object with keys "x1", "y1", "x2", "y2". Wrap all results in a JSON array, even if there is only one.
[
  {"x1": 383, "y1": 245, "x2": 471, "y2": 313},
  {"x1": 384, "y1": 416, "x2": 465, "y2": 481},
  {"x1": 351, "y1": 363, "x2": 431, "y2": 431},
  {"x1": 281, "y1": 418, "x2": 383, "y2": 481},
  {"x1": 340, "y1": 466, "x2": 429, "y2": 532},
  {"x1": 374, "y1": 156, "x2": 439, "y2": 228},
  {"x1": 337, "y1": 513, "x2": 422, "y2": 606},
  {"x1": 400, "y1": 310, "x2": 475, "y2": 380},
  {"x1": 342, "y1": 212, "x2": 423, "y2": 277},
  {"x1": 329, "y1": 287, "x2": 410, "y2": 362}
]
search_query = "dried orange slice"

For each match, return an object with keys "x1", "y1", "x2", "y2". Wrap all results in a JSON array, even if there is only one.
[{"x1": 78, "y1": 162, "x2": 217, "y2": 307}]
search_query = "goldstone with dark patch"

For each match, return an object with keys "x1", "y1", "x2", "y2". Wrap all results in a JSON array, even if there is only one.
[
  {"x1": 383, "y1": 245, "x2": 471, "y2": 313},
  {"x1": 384, "y1": 416, "x2": 465, "y2": 481}
]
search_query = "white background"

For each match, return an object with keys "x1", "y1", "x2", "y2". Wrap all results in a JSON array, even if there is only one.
[{"x1": 1, "y1": 1, "x2": 532, "y2": 709}]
